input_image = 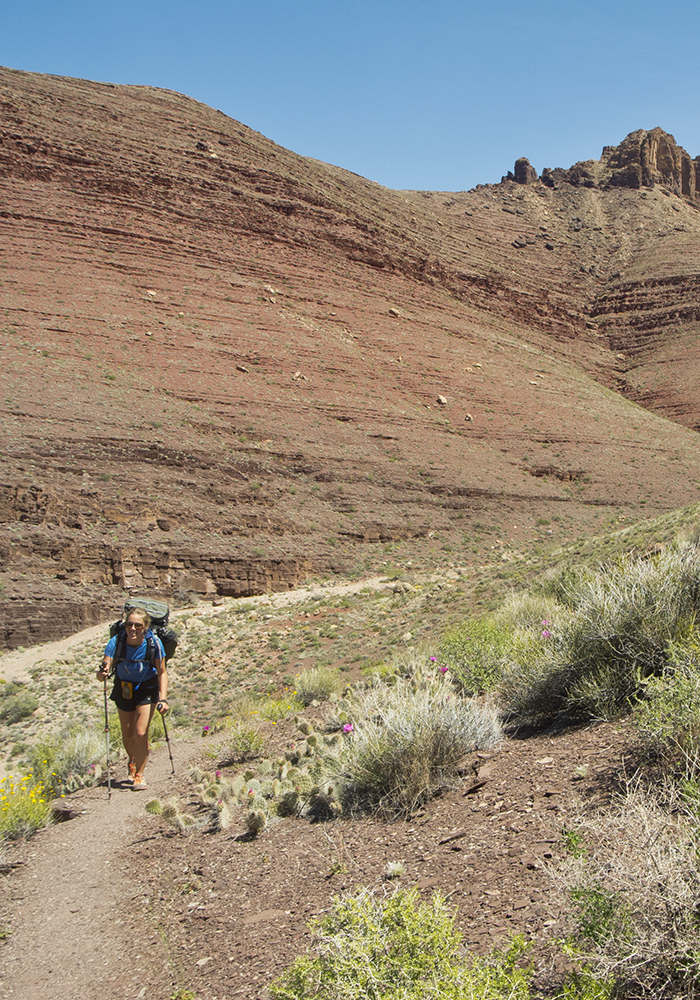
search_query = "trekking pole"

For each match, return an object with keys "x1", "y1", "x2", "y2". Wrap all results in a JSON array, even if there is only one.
[
  {"x1": 158, "y1": 704, "x2": 176, "y2": 775},
  {"x1": 103, "y1": 677, "x2": 112, "y2": 801}
]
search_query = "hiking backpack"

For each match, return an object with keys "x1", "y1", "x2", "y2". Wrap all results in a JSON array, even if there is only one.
[{"x1": 108, "y1": 597, "x2": 178, "y2": 669}]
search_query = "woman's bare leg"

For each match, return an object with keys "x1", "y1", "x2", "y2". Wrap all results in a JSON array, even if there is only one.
[
  {"x1": 132, "y1": 702, "x2": 157, "y2": 775},
  {"x1": 117, "y1": 707, "x2": 136, "y2": 765}
]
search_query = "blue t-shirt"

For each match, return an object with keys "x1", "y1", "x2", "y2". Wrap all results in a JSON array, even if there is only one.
[{"x1": 104, "y1": 631, "x2": 164, "y2": 683}]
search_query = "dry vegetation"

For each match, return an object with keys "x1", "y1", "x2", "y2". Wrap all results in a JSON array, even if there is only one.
[{"x1": 5, "y1": 509, "x2": 700, "y2": 996}]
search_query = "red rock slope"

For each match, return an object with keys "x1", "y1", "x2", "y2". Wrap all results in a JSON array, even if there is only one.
[{"x1": 1, "y1": 66, "x2": 700, "y2": 645}]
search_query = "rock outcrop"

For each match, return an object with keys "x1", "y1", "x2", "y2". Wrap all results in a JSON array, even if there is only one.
[
  {"x1": 535, "y1": 128, "x2": 700, "y2": 200},
  {"x1": 514, "y1": 157, "x2": 538, "y2": 184},
  {"x1": 503, "y1": 157, "x2": 538, "y2": 184},
  {"x1": 602, "y1": 127, "x2": 700, "y2": 198}
]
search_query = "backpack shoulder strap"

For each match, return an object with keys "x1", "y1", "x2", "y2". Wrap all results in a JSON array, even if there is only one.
[
  {"x1": 145, "y1": 632, "x2": 158, "y2": 664},
  {"x1": 110, "y1": 627, "x2": 126, "y2": 677}
]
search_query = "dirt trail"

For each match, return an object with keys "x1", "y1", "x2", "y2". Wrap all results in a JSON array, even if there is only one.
[
  {"x1": 0, "y1": 625, "x2": 111, "y2": 685},
  {"x1": 0, "y1": 747, "x2": 182, "y2": 1000},
  {"x1": 0, "y1": 576, "x2": 406, "y2": 999},
  {"x1": 0, "y1": 575, "x2": 397, "y2": 685}
]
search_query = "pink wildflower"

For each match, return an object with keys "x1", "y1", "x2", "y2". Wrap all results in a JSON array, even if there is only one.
[
  {"x1": 343, "y1": 723, "x2": 354, "y2": 733},
  {"x1": 439, "y1": 666, "x2": 448, "y2": 674},
  {"x1": 542, "y1": 629, "x2": 552, "y2": 639}
]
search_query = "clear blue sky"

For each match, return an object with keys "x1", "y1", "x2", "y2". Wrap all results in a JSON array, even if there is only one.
[{"x1": 3, "y1": 0, "x2": 699, "y2": 192}]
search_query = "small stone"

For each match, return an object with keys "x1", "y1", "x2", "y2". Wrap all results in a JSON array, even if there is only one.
[
  {"x1": 388, "y1": 307, "x2": 401, "y2": 317},
  {"x1": 437, "y1": 395, "x2": 448, "y2": 406},
  {"x1": 236, "y1": 364, "x2": 249, "y2": 373}
]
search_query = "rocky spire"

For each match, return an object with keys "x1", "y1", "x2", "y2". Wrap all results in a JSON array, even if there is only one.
[
  {"x1": 507, "y1": 128, "x2": 700, "y2": 201},
  {"x1": 601, "y1": 127, "x2": 700, "y2": 199}
]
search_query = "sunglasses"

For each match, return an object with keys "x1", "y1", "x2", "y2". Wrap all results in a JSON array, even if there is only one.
[{"x1": 125, "y1": 622, "x2": 145, "y2": 630}]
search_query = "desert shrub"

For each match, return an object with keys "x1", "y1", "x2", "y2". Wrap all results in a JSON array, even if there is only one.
[
  {"x1": 206, "y1": 670, "x2": 500, "y2": 824},
  {"x1": 269, "y1": 886, "x2": 533, "y2": 1000},
  {"x1": 439, "y1": 618, "x2": 512, "y2": 693},
  {"x1": 495, "y1": 591, "x2": 565, "y2": 631},
  {"x1": 533, "y1": 564, "x2": 596, "y2": 608},
  {"x1": 633, "y1": 635, "x2": 700, "y2": 776},
  {"x1": 30, "y1": 729, "x2": 105, "y2": 796},
  {"x1": 0, "y1": 689, "x2": 39, "y2": 724},
  {"x1": 0, "y1": 773, "x2": 51, "y2": 840},
  {"x1": 226, "y1": 694, "x2": 264, "y2": 720},
  {"x1": 552, "y1": 780, "x2": 700, "y2": 998},
  {"x1": 502, "y1": 545, "x2": 700, "y2": 722},
  {"x1": 294, "y1": 667, "x2": 342, "y2": 706},
  {"x1": 339, "y1": 677, "x2": 501, "y2": 815},
  {"x1": 217, "y1": 724, "x2": 265, "y2": 765},
  {"x1": 257, "y1": 694, "x2": 303, "y2": 721}
]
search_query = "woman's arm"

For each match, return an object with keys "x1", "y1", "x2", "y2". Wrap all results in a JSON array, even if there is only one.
[{"x1": 156, "y1": 657, "x2": 169, "y2": 712}]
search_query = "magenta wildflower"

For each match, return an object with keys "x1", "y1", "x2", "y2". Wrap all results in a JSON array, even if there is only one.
[
  {"x1": 439, "y1": 666, "x2": 449, "y2": 674},
  {"x1": 343, "y1": 723, "x2": 354, "y2": 733},
  {"x1": 542, "y1": 629, "x2": 552, "y2": 639},
  {"x1": 429, "y1": 656, "x2": 437, "y2": 662}
]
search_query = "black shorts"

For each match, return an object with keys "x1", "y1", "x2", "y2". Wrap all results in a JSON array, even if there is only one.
[{"x1": 110, "y1": 675, "x2": 159, "y2": 712}]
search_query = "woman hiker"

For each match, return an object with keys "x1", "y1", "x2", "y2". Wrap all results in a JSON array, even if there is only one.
[{"x1": 97, "y1": 606, "x2": 169, "y2": 790}]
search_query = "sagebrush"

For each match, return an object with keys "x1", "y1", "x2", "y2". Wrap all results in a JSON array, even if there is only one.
[
  {"x1": 553, "y1": 780, "x2": 700, "y2": 998},
  {"x1": 501, "y1": 545, "x2": 700, "y2": 721}
]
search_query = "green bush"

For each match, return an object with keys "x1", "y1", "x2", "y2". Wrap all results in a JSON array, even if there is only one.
[
  {"x1": 217, "y1": 724, "x2": 265, "y2": 765},
  {"x1": 633, "y1": 635, "x2": 700, "y2": 775},
  {"x1": 269, "y1": 887, "x2": 533, "y2": 1000},
  {"x1": 0, "y1": 691, "x2": 39, "y2": 724},
  {"x1": 257, "y1": 695, "x2": 304, "y2": 721},
  {"x1": 294, "y1": 667, "x2": 342, "y2": 706},
  {"x1": 339, "y1": 678, "x2": 501, "y2": 816},
  {"x1": 439, "y1": 618, "x2": 514, "y2": 693}
]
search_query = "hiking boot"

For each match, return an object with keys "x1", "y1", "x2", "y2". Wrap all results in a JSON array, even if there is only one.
[
  {"x1": 128, "y1": 760, "x2": 136, "y2": 782},
  {"x1": 132, "y1": 773, "x2": 148, "y2": 790}
]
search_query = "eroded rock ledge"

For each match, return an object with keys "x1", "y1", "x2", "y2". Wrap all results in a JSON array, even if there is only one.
[{"x1": 506, "y1": 128, "x2": 700, "y2": 200}]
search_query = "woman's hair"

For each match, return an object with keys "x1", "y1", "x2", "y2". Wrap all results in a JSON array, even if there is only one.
[{"x1": 125, "y1": 607, "x2": 150, "y2": 629}]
